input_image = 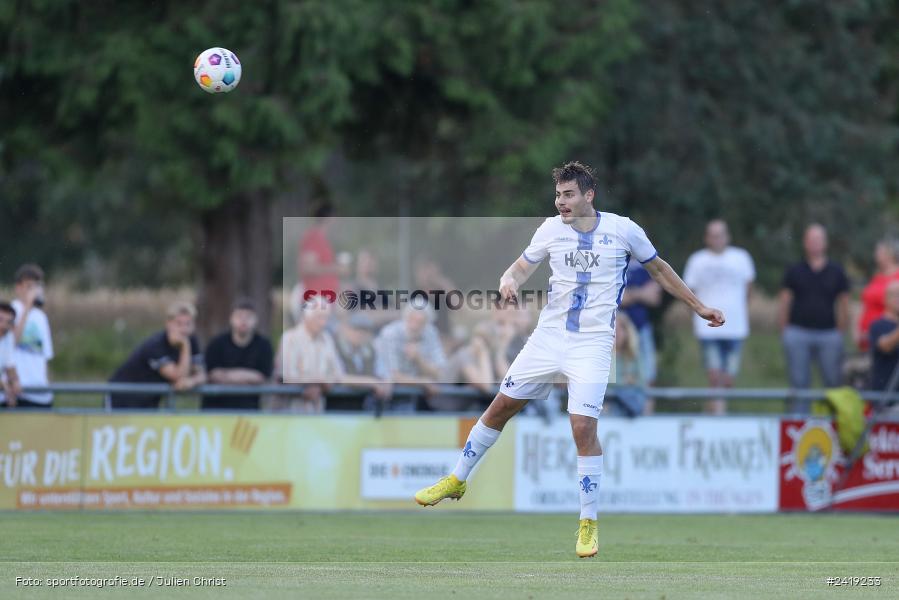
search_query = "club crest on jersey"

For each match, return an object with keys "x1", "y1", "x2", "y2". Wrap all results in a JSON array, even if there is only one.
[
  {"x1": 564, "y1": 250, "x2": 600, "y2": 270},
  {"x1": 580, "y1": 476, "x2": 598, "y2": 494}
]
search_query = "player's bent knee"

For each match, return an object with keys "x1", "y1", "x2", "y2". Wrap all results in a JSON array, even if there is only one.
[{"x1": 482, "y1": 393, "x2": 527, "y2": 429}]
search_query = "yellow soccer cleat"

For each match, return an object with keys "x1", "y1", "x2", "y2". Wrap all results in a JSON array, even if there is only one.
[
  {"x1": 576, "y1": 518, "x2": 598, "y2": 558},
  {"x1": 414, "y1": 474, "x2": 466, "y2": 506}
]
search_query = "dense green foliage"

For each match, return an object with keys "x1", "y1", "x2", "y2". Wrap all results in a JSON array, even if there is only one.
[
  {"x1": 1, "y1": 0, "x2": 897, "y2": 294},
  {"x1": 592, "y1": 0, "x2": 898, "y2": 284}
]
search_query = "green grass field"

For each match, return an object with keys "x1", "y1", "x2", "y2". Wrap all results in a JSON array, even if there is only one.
[{"x1": 1, "y1": 512, "x2": 896, "y2": 599}]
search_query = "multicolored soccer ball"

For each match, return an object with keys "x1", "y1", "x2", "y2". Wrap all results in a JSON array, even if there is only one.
[{"x1": 193, "y1": 48, "x2": 241, "y2": 94}]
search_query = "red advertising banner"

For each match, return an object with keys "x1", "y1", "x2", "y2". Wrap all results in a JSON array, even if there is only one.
[{"x1": 780, "y1": 419, "x2": 899, "y2": 511}]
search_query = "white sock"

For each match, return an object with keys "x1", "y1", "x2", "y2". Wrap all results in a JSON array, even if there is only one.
[
  {"x1": 577, "y1": 455, "x2": 603, "y2": 520},
  {"x1": 451, "y1": 419, "x2": 501, "y2": 481}
]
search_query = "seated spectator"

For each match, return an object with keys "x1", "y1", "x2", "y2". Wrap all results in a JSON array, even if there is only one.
[
  {"x1": 274, "y1": 296, "x2": 344, "y2": 413},
  {"x1": 446, "y1": 304, "x2": 531, "y2": 398},
  {"x1": 605, "y1": 312, "x2": 647, "y2": 417},
  {"x1": 376, "y1": 303, "x2": 447, "y2": 404},
  {"x1": 857, "y1": 239, "x2": 899, "y2": 351},
  {"x1": 108, "y1": 301, "x2": 206, "y2": 409},
  {"x1": 333, "y1": 313, "x2": 391, "y2": 410},
  {"x1": 11, "y1": 264, "x2": 54, "y2": 409},
  {"x1": 203, "y1": 299, "x2": 274, "y2": 411},
  {"x1": 0, "y1": 302, "x2": 22, "y2": 408},
  {"x1": 445, "y1": 328, "x2": 496, "y2": 399},
  {"x1": 869, "y1": 281, "x2": 899, "y2": 391}
]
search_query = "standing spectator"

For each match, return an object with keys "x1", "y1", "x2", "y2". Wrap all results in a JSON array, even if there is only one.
[
  {"x1": 342, "y1": 249, "x2": 395, "y2": 327},
  {"x1": 376, "y1": 303, "x2": 447, "y2": 399},
  {"x1": 779, "y1": 224, "x2": 850, "y2": 412},
  {"x1": 857, "y1": 239, "x2": 899, "y2": 351},
  {"x1": 274, "y1": 296, "x2": 344, "y2": 413},
  {"x1": 345, "y1": 249, "x2": 380, "y2": 293},
  {"x1": 683, "y1": 220, "x2": 755, "y2": 414},
  {"x1": 11, "y1": 264, "x2": 54, "y2": 409},
  {"x1": 203, "y1": 300, "x2": 274, "y2": 411},
  {"x1": 108, "y1": 302, "x2": 206, "y2": 409},
  {"x1": 868, "y1": 281, "x2": 899, "y2": 392},
  {"x1": 0, "y1": 302, "x2": 22, "y2": 407},
  {"x1": 413, "y1": 257, "x2": 456, "y2": 338},
  {"x1": 620, "y1": 257, "x2": 662, "y2": 412},
  {"x1": 298, "y1": 203, "x2": 348, "y2": 302}
]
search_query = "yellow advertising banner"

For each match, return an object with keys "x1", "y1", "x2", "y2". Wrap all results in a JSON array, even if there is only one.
[{"x1": 0, "y1": 414, "x2": 514, "y2": 511}]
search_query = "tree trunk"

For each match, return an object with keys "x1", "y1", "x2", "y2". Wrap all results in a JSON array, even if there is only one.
[{"x1": 196, "y1": 192, "x2": 273, "y2": 342}]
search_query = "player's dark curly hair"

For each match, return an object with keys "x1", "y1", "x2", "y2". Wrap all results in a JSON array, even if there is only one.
[{"x1": 552, "y1": 161, "x2": 597, "y2": 195}]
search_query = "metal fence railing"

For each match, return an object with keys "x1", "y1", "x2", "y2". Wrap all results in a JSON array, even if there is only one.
[{"x1": 10, "y1": 382, "x2": 899, "y2": 414}]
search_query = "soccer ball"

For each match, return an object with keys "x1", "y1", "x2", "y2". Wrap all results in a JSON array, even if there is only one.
[{"x1": 193, "y1": 48, "x2": 242, "y2": 94}]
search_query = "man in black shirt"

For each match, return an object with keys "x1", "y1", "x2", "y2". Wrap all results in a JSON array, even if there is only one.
[
  {"x1": 778, "y1": 224, "x2": 850, "y2": 413},
  {"x1": 203, "y1": 300, "x2": 273, "y2": 410},
  {"x1": 869, "y1": 281, "x2": 899, "y2": 392},
  {"x1": 108, "y1": 302, "x2": 206, "y2": 409}
]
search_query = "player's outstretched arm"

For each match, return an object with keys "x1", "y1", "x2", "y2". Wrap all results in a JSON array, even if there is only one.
[
  {"x1": 499, "y1": 256, "x2": 541, "y2": 303},
  {"x1": 643, "y1": 256, "x2": 725, "y2": 327}
]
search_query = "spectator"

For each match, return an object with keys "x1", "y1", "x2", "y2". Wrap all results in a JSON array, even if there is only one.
[
  {"x1": 203, "y1": 299, "x2": 274, "y2": 411},
  {"x1": 274, "y1": 296, "x2": 344, "y2": 413},
  {"x1": 620, "y1": 257, "x2": 662, "y2": 413},
  {"x1": 439, "y1": 305, "x2": 530, "y2": 412},
  {"x1": 779, "y1": 224, "x2": 850, "y2": 412},
  {"x1": 605, "y1": 312, "x2": 647, "y2": 417},
  {"x1": 868, "y1": 280, "x2": 899, "y2": 392},
  {"x1": 445, "y1": 326, "x2": 497, "y2": 398},
  {"x1": 376, "y1": 303, "x2": 447, "y2": 400},
  {"x1": 857, "y1": 239, "x2": 899, "y2": 351},
  {"x1": 446, "y1": 305, "x2": 530, "y2": 391},
  {"x1": 413, "y1": 257, "x2": 456, "y2": 338},
  {"x1": 341, "y1": 249, "x2": 395, "y2": 327},
  {"x1": 108, "y1": 301, "x2": 206, "y2": 409},
  {"x1": 683, "y1": 220, "x2": 755, "y2": 414},
  {"x1": 11, "y1": 264, "x2": 54, "y2": 409},
  {"x1": 333, "y1": 313, "x2": 391, "y2": 410},
  {"x1": 486, "y1": 304, "x2": 532, "y2": 378},
  {"x1": 345, "y1": 249, "x2": 380, "y2": 293},
  {"x1": 297, "y1": 203, "x2": 348, "y2": 302},
  {"x1": 0, "y1": 302, "x2": 22, "y2": 408}
]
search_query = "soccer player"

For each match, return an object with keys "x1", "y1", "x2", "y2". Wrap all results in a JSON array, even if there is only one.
[{"x1": 414, "y1": 161, "x2": 725, "y2": 558}]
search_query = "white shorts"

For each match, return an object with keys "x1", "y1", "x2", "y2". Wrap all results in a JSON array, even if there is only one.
[{"x1": 499, "y1": 326, "x2": 614, "y2": 419}]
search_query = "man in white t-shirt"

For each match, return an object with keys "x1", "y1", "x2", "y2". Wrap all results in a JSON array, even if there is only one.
[
  {"x1": 683, "y1": 220, "x2": 755, "y2": 414},
  {"x1": 0, "y1": 301, "x2": 22, "y2": 407},
  {"x1": 10, "y1": 264, "x2": 54, "y2": 409},
  {"x1": 414, "y1": 161, "x2": 725, "y2": 558}
]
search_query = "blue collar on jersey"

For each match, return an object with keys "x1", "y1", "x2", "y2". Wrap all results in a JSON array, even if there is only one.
[{"x1": 568, "y1": 209, "x2": 601, "y2": 235}]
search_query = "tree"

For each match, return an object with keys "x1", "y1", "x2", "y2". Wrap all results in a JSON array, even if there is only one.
[
  {"x1": 1, "y1": 0, "x2": 641, "y2": 338},
  {"x1": 587, "y1": 0, "x2": 897, "y2": 287}
]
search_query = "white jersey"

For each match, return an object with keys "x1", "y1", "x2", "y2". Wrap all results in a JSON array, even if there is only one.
[
  {"x1": 521, "y1": 211, "x2": 657, "y2": 333},
  {"x1": 683, "y1": 246, "x2": 755, "y2": 340}
]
